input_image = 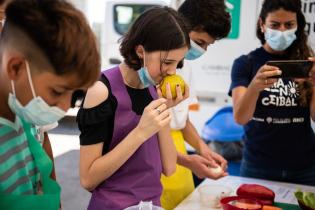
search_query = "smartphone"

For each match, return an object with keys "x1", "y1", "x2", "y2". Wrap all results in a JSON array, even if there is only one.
[{"x1": 266, "y1": 60, "x2": 313, "y2": 78}]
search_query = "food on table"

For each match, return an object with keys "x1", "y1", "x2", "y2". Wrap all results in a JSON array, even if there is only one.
[
  {"x1": 208, "y1": 166, "x2": 223, "y2": 175},
  {"x1": 237, "y1": 184, "x2": 275, "y2": 205},
  {"x1": 229, "y1": 200, "x2": 262, "y2": 209},
  {"x1": 295, "y1": 190, "x2": 315, "y2": 210},
  {"x1": 262, "y1": 205, "x2": 282, "y2": 210},
  {"x1": 221, "y1": 196, "x2": 263, "y2": 210}
]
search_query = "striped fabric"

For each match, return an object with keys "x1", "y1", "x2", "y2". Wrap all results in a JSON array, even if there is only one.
[{"x1": 0, "y1": 117, "x2": 39, "y2": 195}]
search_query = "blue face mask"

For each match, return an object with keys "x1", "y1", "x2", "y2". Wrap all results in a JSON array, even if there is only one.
[
  {"x1": 264, "y1": 27, "x2": 297, "y2": 51},
  {"x1": 137, "y1": 66, "x2": 157, "y2": 88},
  {"x1": 185, "y1": 39, "x2": 206, "y2": 60},
  {"x1": 137, "y1": 52, "x2": 158, "y2": 88},
  {"x1": 8, "y1": 61, "x2": 66, "y2": 126}
]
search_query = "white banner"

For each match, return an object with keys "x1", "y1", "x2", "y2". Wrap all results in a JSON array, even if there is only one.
[
  {"x1": 192, "y1": 0, "x2": 261, "y2": 100},
  {"x1": 193, "y1": 0, "x2": 315, "y2": 100},
  {"x1": 302, "y1": 0, "x2": 315, "y2": 50}
]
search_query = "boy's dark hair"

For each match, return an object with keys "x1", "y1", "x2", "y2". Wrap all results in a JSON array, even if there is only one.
[
  {"x1": 2, "y1": 0, "x2": 100, "y2": 87},
  {"x1": 257, "y1": 0, "x2": 314, "y2": 106},
  {"x1": 120, "y1": 6, "x2": 190, "y2": 70},
  {"x1": 178, "y1": 0, "x2": 231, "y2": 40}
]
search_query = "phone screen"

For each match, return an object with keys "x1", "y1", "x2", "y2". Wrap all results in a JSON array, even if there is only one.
[{"x1": 266, "y1": 60, "x2": 313, "y2": 78}]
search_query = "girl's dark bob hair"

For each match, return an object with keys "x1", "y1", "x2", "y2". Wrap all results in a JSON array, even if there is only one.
[{"x1": 120, "y1": 6, "x2": 190, "y2": 70}]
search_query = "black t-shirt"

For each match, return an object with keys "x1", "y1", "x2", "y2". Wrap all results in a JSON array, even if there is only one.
[
  {"x1": 229, "y1": 47, "x2": 315, "y2": 170},
  {"x1": 77, "y1": 74, "x2": 153, "y2": 154}
]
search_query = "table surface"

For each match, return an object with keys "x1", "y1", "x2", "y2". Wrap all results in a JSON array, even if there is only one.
[{"x1": 174, "y1": 175, "x2": 315, "y2": 210}]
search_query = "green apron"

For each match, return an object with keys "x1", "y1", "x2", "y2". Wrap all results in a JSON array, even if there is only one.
[{"x1": 0, "y1": 120, "x2": 61, "y2": 210}]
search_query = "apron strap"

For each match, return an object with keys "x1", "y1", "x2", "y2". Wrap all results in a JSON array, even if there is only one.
[{"x1": 0, "y1": 120, "x2": 61, "y2": 210}]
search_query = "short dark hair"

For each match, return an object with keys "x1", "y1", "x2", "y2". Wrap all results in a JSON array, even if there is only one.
[
  {"x1": 120, "y1": 6, "x2": 190, "y2": 70},
  {"x1": 178, "y1": 0, "x2": 231, "y2": 40},
  {"x1": 2, "y1": 0, "x2": 100, "y2": 88},
  {"x1": 257, "y1": 0, "x2": 312, "y2": 60}
]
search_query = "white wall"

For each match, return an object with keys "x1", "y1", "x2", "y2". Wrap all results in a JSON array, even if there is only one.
[
  {"x1": 185, "y1": 0, "x2": 260, "y2": 103},
  {"x1": 191, "y1": 0, "x2": 315, "y2": 102},
  {"x1": 302, "y1": 0, "x2": 315, "y2": 49}
]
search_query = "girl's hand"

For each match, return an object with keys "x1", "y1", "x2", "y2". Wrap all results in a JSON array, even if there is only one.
[
  {"x1": 199, "y1": 143, "x2": 228, "y2": 171},
  {"x1": 248, "y1": 64, "x2": 281, "y2": 93},
  {"x1": 135, "y1": 98, "x2": 171, "y2": 142},
  {"x1": 157, "y1": 83, "x2": 189, "y2": 108},
  {"x1": 186, "y1": 154, "x2": 227, "y2": 179}
]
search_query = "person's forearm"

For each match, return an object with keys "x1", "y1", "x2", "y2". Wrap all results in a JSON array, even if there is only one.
[
  {"x1": 80, "y1": 128, "x2": 145, "y2": 191},
  {"x1": 181, "y1": 119, "x2": 202, "y2": 151},
  {"x1": 177, "y1": 152, "x2": 191, "y2": 168},
  {"x1": 233, "y1": 85, "x2": 260, "y2": 125},
  {"x1": 158, "y1": 125, "x2": 177, "y2": 176}
]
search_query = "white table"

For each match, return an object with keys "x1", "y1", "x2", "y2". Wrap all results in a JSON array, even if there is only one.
[{"x1": 175, "y1": 176, "x2": 315, "y2": 210}]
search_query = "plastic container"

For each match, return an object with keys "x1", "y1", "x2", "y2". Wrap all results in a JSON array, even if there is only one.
[
  {"x1": 220, "y1": 196, "x2": 263, "y2": 210},
  {"x1": 124, "y1": 201, "x2": 164, "y2": 210},
  {"x1": 198, "y1": 184, "x2": 233, "y2": 208},
  {"x1": 201, "y1": 106, "x2": 244, "y2": 142}
]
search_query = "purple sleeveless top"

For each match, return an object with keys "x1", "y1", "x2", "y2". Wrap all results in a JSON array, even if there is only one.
[{"x1": 88, "y1": 66, "x2": 163, "y2": 210}]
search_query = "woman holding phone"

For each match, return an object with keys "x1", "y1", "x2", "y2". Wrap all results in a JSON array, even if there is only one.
[{"x1": 229, "y1": 0, "x2": 315, "y2": 185}]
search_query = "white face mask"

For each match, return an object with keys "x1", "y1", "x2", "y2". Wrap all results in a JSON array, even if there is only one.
[
  {"x1": 8, "y1": 60, "x2": 66, "y2": 126},
  {"x1": 264, "y1": 27, "x2": 297, "y2": 51}
]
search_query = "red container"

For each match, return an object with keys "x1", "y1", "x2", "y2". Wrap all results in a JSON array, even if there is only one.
[{"x1": 220, "y1": 196, "x2": 263, "y2": 210}]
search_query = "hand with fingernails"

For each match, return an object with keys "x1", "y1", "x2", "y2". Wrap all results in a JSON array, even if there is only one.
[
  {"x1": 186, "y1": 154, "x2": 228, "y2": 179},
  {"x1": 248, "y1": 64, "x2": 282, "y2": 92},
  {"x1": 135, "y1": 98, "x2": 171, "y2": 142},
  {"x1": 187, "y1": 143, "x2": 228, "y2": 180},
  {"x1": 157, "y1": 82, "x2": 190, "y2": 108}
]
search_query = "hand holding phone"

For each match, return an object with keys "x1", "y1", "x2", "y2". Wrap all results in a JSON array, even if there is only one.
[{"x1": 266, "y1": 60, "x2": 313, "y2": 78}]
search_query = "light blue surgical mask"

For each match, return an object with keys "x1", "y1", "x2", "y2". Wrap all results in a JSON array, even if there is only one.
[
  {"x1": 137, "y1": 52, "x2": 158, "y2": 88},
  {"x1": 8, "y1": 61, "x2": 66, "y2": 126},
  {"x1": 137, "y1": 66, "x2": 157, "y2": 88},
  {"x1": 185, "y1": 39, "x2": 206, "y2": 60},
  {"x1": 264, "y1": 27, "x2": 297, "y2": 51}
]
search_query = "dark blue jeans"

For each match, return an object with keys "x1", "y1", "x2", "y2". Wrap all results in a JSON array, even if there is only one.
[{"x1": 240, "y1": 159, "x2": 315, "y2": 186}]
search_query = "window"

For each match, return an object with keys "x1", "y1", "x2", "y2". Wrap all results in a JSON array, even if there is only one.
[{"x1": 114, "y1": 4, "x2": 157, "y2": 35}]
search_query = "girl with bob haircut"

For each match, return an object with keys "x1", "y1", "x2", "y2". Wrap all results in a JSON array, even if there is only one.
[{"x1": 78, "y1": 6, "x2": 191, "y2": 209}]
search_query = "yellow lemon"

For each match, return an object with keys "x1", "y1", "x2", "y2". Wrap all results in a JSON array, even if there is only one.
[{"x1": 160, "y1": 74, "x2": 185, "y2": 99}]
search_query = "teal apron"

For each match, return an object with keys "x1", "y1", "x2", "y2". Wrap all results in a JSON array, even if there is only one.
[{"x1": 0, "y1": 120, "x2": 61, "y2": 210}]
